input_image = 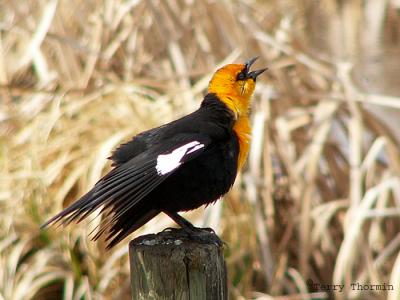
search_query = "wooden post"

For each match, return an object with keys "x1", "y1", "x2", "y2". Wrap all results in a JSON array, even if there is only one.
[{"x1": 129, "y1": 229, "x2": 227, "y2": 300}]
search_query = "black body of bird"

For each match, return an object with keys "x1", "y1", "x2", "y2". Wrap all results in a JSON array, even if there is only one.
[{"x1": 42, "y1": 58, "x2": 266, "y2": 248}]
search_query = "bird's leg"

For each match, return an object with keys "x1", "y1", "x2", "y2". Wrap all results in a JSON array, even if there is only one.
[
  {"x1": 163, "y1": 211, "x2": 223, "y2": 246},
  {"x1": 165, "y1": 211, "x2": 196, "y2": 230}
]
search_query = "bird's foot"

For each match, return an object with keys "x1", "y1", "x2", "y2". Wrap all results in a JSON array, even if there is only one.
[
  {"x1": 181, "y1": 225, "x2": 224, "y2": 247},
  {"x1": 163, "y1": 211, "x2": 224, "y2": 246},
  {"x1": 162, "y1": 225, "x2": 223, "y2": 246},
  {"x1": 162, "y1": 226, "x2": 178, "y2": 232},
  {"x1": 199, "y1": 227, "x2": 216, "y2": 234}
]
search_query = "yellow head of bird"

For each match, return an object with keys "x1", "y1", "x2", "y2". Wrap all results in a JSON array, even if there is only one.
[{"x1": 208, "y1": 57, "x2": 267, "y2": 117}]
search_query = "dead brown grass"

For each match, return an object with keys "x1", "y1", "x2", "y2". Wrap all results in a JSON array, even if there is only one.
[{"x1": 1, "y1": 0, "x2": 400, "y2": 299}]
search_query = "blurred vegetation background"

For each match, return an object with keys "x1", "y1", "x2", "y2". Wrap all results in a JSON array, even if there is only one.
[{"x1": 1, "y1": 0, "x2": 400, "y2": 299}]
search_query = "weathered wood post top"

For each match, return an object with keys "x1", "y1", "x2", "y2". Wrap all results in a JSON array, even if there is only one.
[{"x1": 129, "y1": 228, "x2": 227, "y2": 300}]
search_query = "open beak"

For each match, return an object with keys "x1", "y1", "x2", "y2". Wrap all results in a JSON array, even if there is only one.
[{"x1": 244, "y1": 56, "x2": 268, "y2": 80}]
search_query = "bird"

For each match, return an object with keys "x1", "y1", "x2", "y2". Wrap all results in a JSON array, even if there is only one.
[{"x1": 42, "y1": 57, "x2": 267, "y2": 248}]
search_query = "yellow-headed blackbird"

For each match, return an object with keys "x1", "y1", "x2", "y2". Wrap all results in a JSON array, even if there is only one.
[{"x1": 42, "y1": 57, "x2": 267, "y2": 248}]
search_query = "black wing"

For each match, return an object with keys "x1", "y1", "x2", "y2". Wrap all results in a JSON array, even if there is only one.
[
  {"x1": 109, "y1": 105, "x2": 229, "y2": 167},
  {"x1": 42, "y1": 134, "x2": 211, "y2": 248}
]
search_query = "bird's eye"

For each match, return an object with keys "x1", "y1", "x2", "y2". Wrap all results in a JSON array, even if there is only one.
[{"x1": 236, "y1": 72, "x2": 246, "y2": 81}]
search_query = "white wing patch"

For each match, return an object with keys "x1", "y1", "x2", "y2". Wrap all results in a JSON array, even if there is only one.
[{"x1": 156, "y1": 141, "x2": 204, "y2": 175}]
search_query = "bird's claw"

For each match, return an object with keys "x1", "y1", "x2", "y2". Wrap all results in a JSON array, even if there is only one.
[{"x1": 182, "y1": 226, "x2": 224, "y2": 247}]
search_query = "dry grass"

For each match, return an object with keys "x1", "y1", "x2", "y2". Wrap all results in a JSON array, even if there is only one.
[{"x1": 1, "y1": 0, "x2": 400, "y2": 299}]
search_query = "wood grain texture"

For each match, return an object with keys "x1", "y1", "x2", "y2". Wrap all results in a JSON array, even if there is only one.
[{"x1": 129, "y1": 229, "x2": 227, "y2": 300}]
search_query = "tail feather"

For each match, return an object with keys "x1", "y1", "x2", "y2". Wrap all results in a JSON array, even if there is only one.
[
  {"x1": 40, "y1": 190, "x2": 96, "y2": 229},
  {"x1": 95, "y1": 207, "x2": 160, "y2": 249},
  {"x1": 41, "y1": 155, "x2": 168, "y2": 247},
  {"x1": 42, "y1": 186, "x2": 160, "y2": 248}
]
